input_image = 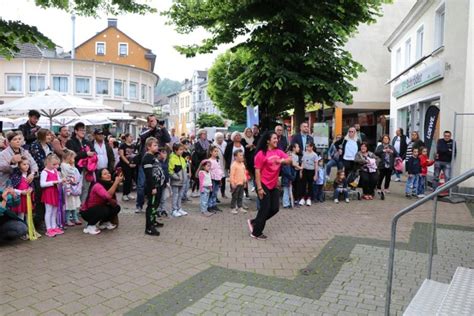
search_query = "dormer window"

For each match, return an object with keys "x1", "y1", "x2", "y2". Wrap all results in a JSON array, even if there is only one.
[
  {"x1": 119, "y1": 43, "x2": 128, "y2": 56},
  {"x1": 96, "y1": 42, "x2": 106, "y2": 55}
]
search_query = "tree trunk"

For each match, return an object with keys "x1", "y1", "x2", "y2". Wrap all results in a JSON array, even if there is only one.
[{"x1": 294, "y1": 96, "x2": 306, "y2": 133}]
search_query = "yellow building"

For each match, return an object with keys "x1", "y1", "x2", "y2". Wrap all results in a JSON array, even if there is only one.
[{"x1": 74, "y1": 18, "x2": 156, "y2": 72}]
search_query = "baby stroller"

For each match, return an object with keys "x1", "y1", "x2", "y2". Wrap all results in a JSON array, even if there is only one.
[{"x1": 346, "y1": 169, "x2": 362, "y2": 200}]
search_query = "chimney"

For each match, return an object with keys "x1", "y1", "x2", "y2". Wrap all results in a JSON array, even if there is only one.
[{"x1": 108, "y1": 18, "x2": 118, "y2": 28}]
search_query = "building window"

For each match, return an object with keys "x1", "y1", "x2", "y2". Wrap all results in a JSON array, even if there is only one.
[
  {"x1": 52, "y1": 76, "x2": 68, "y2": 92},
  {"x1": 96, "y1": 42, "x2": 106, "y2": 55},
  {"x1": 96, "y1": 78, "x2": 109, "y2": 95},
  {"x1": 435, "y1": 3, "x2": 445, "y2": 49},
  {"x1": 148, "y1": 86, "x2": 152, "y2": 103},
  {"x1": 6, "y1": 74, "x2": 22, "y2": 93},
  {"x1": 416, "y1": 26, "x2": 424, "y2": 60},
  {"x1": 141, "y1": 84, "x2": 147, "y2": 100},
  {"x1": 129, "y1": 82, "x2": 138, "y2": 99},
  {"x1": 395, "y1": 48, "x2": 401, "y2": 74},
  {"x1": 75, "y1": 77, "x2": 91, "y2": 94},
  {"x1": 28, "y1": 75, "x2": 46, "y2": 93},
  {"x1": 404, "y1": 38, "x2": 411, "y2": 68},
  {"x1": 118, "y1": 43, "x2": 128, "y2": 56},
  {"x1": 114, "y1": 80, "x2": 124, "y2": 97}
]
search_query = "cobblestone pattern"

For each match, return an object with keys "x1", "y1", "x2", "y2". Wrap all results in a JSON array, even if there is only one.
[{"x1": 1, "y1": 182, "x2": 473, "y2": 315}]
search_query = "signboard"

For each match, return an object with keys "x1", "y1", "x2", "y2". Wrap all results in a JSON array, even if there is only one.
[
  {"x1": 423, "y1": 105, "x2": 440, "y2": 153},
  {"x1": 246, "y1": 105, "x2": 259, "y2": 127},
  {"x1": 313, "y1": 122, "x2": 329, "y2": 149},
  {"x1": 393, "y1": 61, "x2": 444, "y2": 98}
]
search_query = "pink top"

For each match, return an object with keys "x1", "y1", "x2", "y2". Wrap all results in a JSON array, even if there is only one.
[
  {"x1": 199, "y1": 170, "x2": 212, "y2": 192},
  {"x1": 209, "y1": 157, "x2": 224, "y2": 180},
  {"x1": 254, "y1": 149, "x2": 288, "y2": 190},
  {"x1": 84, "y1": 183, "x2": 113, "y2": 209}
]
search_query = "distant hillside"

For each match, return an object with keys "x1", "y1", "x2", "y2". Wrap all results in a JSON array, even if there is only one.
[{"x1": 155, "y1": 78, "x2": 181, "y2": 97}]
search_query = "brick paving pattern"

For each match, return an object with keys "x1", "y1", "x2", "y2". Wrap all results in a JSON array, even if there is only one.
[{"x1": 1, "y1": 182, "x2": 473, "y2": 315}]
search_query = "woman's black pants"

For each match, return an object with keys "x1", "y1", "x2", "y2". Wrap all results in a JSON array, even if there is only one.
[
  {"x1": 251, "y1": 184, "x2": 280, "y2": 237},
  {"x1": 360, "y1": 171, "x2": 377, "y2": 195},
  {"x1": 81, "y1": 204, "x2": 121, "y2": 226}
]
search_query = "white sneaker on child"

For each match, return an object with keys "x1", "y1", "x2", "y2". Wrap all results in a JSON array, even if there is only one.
[
  {"x1": 306, "y1": 199, "x2": 312, "y2": 206},
  {"x1": 334, "y1": 199, "x2": 339, "y2": 204},
  {"x1": 238, "y1": 207, "x2": 247, "y2": 214},
  {"x1": 299, "y1": 198, "x2": 305, "y2": 206},
  {"x1": 172, "y1": 210, "x2": 183, "y2": 217},
  {"x1": 122, "y1": 195, "x2": 130, "y2": 201},
  {"x1": 345, "y1": 198, "x2": 350, "y2": 203},
  {"x1": 178, "y1": 208, "x2": 188, "y2": 216},
  {"x1": 231, "y1": 208, "x2": 238, "y2": 214}
]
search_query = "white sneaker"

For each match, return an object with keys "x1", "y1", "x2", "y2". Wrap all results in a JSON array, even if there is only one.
[
  {"x1": 191, "y1": 192, "x2": 200, "y2": 198},
  {"x1": 135, "y1": 208, "x2": 144, "y2": 214},
  {"x1": 178, "y1": 208, "x2": 188, "y2": 216},
  {"x1": 231, "y1": 208, "x2": 238, "y2": 214},
  {"x1": 83, "y1": 225, "x2": 101, "y2": 235},
  {"x1": 122, "y1": 195, "x2": 130, "y2": 201},
  {"x1": 306, "y1": 199, "x2": 312, "y2": 206},
  {"x1": 417, "y1": 194, "x2": 425, "y2": 198},
  {"x1": 299, "y1": 198, "x2": 305, "y2": 206},
  {"x1": 171, "y1": 210, "x2": 182, "y2": 217},
  {"x1": 251, "y1": 187, "x2": 256, "y2": 192},
  {"x1": 238, "y1": 207, "x2": 247, "y2": 214},
  {"x1": 98, "y1": 221, "x2": 116, "y2": 230},
  {"x1": 394, "y1": 178, "x2": 401, "y2": 182},
  {"x1": 345, "y1": 198, "x2": 350, "y2": 203},
  {"x1": 128, "y1": 195, "x2": 136, "y2": 200},
  {"x1": 334, "y1": 199, "x2": 339, "y2": 204}
]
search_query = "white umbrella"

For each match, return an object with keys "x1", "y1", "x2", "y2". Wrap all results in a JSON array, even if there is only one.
[
  {"x1": 0, "y1": 117, "x2": 16, "y2": 130},
  {"x1": 0, "y1": 89, "x2": 113, "y2": 128}
]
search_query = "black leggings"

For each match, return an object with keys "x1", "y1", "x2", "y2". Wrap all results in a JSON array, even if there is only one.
[
  {"x1": 302, "y1": 169, "x2": 315, "y2": 199},
  {"x1": 343, "y1": 160, "x2": 356, "y2": 176},
  {"x1": 360, "y1": 171, "x2": 378, "y2": 195},
  {"x1": 251, "y1": 184, "x2": 280, "y2": 237},
  {"x1": 81, "y1": 204, "x2": 121, "y2": 226},
  {"x1": 122, "y1": 164, "x2": 134, "y2": 196},
  {"x1": 377, "y1": 168, "x2": 392, "y2": 190},
  {"x1": 220, "y1": 177, "x2": 226, "y2": 196}
]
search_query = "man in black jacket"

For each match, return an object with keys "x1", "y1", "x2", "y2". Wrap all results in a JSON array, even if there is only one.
[
  {"x1": 66, "y1": 122, "x2": 94, "y2": 202},
  {"x1": 18, "y1": 110, "x2": 41, "y2": 150},
  {"x1": 434, "y1": 130, "x2": 455, "y2": 187},
  {"x1": 291, "y1": 122, "x2": 314, "y2": 154},
  {"x1": 136, "y1": 115, "x2": 171, "y2": 213}
]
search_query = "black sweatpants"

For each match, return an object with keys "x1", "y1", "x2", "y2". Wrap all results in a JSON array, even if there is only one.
[
  {"x1": 251, "y1": 184, "x2": 280, "y2": 237},
  {"x1": 377, "y1": 168, "x2": 392, "y2": 190},
  {"x1": 360, "y1": 171, "x2": 378, "y2": 195},
  {"x1": 302, "y1": 169, "x2": 315, "y2": 199},
  {"x1": 81, "y1": 204, "x2": 121, "y2": 226},
  {"x1": 220, "y1": 177, "x2": 227, "y2": 197},
  {"x1": 146, "y1": 188, "x2": 162, "y2": 229},
  {"x1": 122, "y1": 164, "x2": 134, "y2": 196}
]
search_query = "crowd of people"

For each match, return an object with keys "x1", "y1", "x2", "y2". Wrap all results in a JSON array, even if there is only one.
[{"x1": 0, "y1": 110, "x2": 456, "y2": 241}]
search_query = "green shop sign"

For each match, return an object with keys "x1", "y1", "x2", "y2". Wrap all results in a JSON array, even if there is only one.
[{"x1": 393, "y1": 61, "x2": 444, "y2": 98}]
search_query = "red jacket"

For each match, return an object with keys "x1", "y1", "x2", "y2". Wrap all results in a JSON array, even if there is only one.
[{"x1": 419, "y1": 154, "x2": 434, "y2": 176}]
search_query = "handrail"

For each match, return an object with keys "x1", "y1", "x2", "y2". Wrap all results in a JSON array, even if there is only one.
[{"x1": 385, "y1": 168, "x2": 474, "y2": 316}]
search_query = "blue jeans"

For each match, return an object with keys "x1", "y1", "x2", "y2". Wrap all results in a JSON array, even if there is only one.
[
  {"x1": 282, "y1": 185, "x2": 291, "y2": 207},
  {"x1": 136, "y1": 166, "x2": 145, "y2": 209},
  {"x1": 326, "y1": 159, "x2": 343, "y2": 177},
  {"x1": 200, "y1": 187, "x2": 211, "y2": 213},
  {"x1": 313, "y1": 184, "x2": 324, "y2": 202},
  {"x1": 433, "y1": 161, "x2": 452, "y2": 188},
  {"x1": 333, "y1": 188, "x2": 349, "y2": 200},
  {"x1": 181, "y1": 177, "x2": 190, "y2": 201},
  {"x1": 406, "y1": 174, "x2": 419, "y2": 195},
  {"x1": 208, "y1": 180, "x2": 220, "y2": 208},
  {"x1": 0, "y1": 219, "x2": 27, "y2": 240},
  {"x1": 65, "y1": 209, "x2": 79, "y2": 222},
  {"x1": 171, "y1": 185, "x2": 183, "y2": 211},
  {"x1": 158, "y1": 185, "x2": 168, "y2": 212},
  {"x1": 417, "y1": 175, "x2": 426, "y2": 195}
]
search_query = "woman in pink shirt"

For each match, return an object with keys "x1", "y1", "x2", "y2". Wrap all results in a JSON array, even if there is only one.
[
  {"x1": 81, "y1": 168, "x2": 123, "y2": 235},
  {"x1": 247, "y1": 132, "x2": 292, "y2": 240}
]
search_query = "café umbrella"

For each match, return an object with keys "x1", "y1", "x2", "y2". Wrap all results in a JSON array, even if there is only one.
[{"x1": 0, "y1": 89, "x2": 113, "y2": 128}]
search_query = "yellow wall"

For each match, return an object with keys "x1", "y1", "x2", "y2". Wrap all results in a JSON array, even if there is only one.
[{"x1": 75, "y1": 27, "x2": 152, "y2": 72}]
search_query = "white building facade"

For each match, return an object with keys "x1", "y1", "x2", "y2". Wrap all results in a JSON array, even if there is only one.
[
  {"x1": 0, "y1": 44, "x2": 158, "y2": 117},
  {"x1": 385, "y1": 0, "x2": 474, "y2": 187}
]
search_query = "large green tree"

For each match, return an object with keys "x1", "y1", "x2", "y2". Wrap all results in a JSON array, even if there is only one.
[
  {"x1": 0, "y1": 0, "x2": 155, "y2": 59},
  {"x1": 165, "y1": 0, "x2": 387, "y2": 131},
  {"x1": 207, "y1": 48, "x2": 250, "y2": 124},
  {"x1": 197, "y1": 113, "x2": 225, "y2": 128}
]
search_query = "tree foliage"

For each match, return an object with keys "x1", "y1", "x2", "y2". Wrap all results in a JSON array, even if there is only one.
[
  {"x1": 165, "y1": 0, "x2": 387, "y2": 130},
  {"x1": 197, "y1": 113, "x2": 225, "y2": 128},
  {"x1": 1, "y1": 0, "x2": 156, "y2": 59},
  {"x1": 207, "y1": 48, "x2": 250, "y2": 124}
]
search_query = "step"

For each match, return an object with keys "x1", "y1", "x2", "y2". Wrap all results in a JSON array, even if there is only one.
[
  {"x1": 437, "y1": 267, "x2": 474, "y2": 315},
  {"x1": 403, "y1": 279, "x2": 449, "y2": 316}
]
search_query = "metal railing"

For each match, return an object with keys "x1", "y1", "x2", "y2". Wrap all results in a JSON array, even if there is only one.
[{"x1": 385, "y1": 168, "x2": 474, "y2": 316}]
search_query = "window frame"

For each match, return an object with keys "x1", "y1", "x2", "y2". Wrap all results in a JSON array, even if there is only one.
[
  {"x1": 114, "y1": 79, "x2": 124, "y2": 97},
  {"x1": 435, "y1": 3, "x2": 446, "y2": 49},
  {"x1": 28, "y1": 74, "x2": 46, "y2": 93},
  {"x1": 75, "y1": 76, "x2": 92, "y2": 95},
  {"x1": 129, "y1": 81, "x2": 138, "y2": 100},
  {"x1": 96, "y1": 78, "x2": 110, "y2": 96},
  {"x1": 416, "y1": 25, "x2": 424, "y2": 60},
  {"x1": 5, "y1": 74, "x2": 23, "y2": 94},
  {"x1": 95, "y1": 42, "x2": 106, "y2": 56},
  {"x1": 141, "y1": 84, "x2": 147, "y2": 101},
  {"x1": 118, "y1": 42, "x2": 129, "y2": 56},
  {"x1": 52, "y1": 75, "x2": 69, "y2": 93},
  {"x1": 404, "y1": 38, "x2": 411, "y2": 68}
]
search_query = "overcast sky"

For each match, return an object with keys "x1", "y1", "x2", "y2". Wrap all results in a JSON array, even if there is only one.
[{"x1": 1, "y1": 0, "x2": 228, "y2": 82}]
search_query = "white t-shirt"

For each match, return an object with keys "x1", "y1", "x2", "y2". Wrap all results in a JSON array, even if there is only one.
[
  {"x1": 343, "y1": 139, "x2": 358, "y2": 161},
  {"x1": 94, "y1": 142, "x2": 108, "y2": 170},
  {"x1": 302, "y1": 151, "x2": 319, "y2": 170}
]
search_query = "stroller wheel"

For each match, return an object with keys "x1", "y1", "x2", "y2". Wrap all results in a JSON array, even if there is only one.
[{"x1": 357, "y1": 192, "x2": 361, "y2": 200}]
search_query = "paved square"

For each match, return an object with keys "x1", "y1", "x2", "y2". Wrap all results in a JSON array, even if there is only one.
[{"x1": 1, "y1": 182, "x2": 473, "y2": 315}]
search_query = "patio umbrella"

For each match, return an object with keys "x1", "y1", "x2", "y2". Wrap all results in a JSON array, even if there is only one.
[
  {"x1": 0, "y1": 117, "x2": 15, "y2": 130},
  {"x1": 0, "y1": 89, "x2": 113, "y2": 128}
]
